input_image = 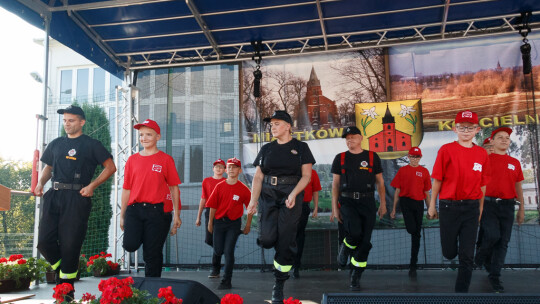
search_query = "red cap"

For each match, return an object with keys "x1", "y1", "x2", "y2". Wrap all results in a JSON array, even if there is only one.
[
  {"x1": 408, "y1": 147, "x2": 422, "y2": 157},
  {"x1": 490, "y1": 127, "x2": 512, "y2": 138},
  {"x1": 455, "y1": 110, "x2": 479, "y2": 124},
  {"x1": 134, "y1": 119, "x2": 161, "y2": 135},
  {"x1": 482, "y1": 137, "x2": 492, "y2": 145},
  {"x1": 227, "y1": 157, "x2": 241, "y2": 167},
  {"x1": 213, "y1": 159, "x2": 225, "y2": 167}
]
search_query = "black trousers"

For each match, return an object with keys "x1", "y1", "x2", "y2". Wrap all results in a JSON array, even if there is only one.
[
  {"x1": 213, "y1": 218, "x2": 242, "y2": 280},
  {"x1": 258, "y1": 182, "x2": 303, "y2": 272},
  {"x1": 476, "y1": 198, "x2": 515, "y2": 279},
  {"x1": 294, "y1": 202, "x2": 311, "y2": 268},
  {"x1": 37, "y1": 189, "x2": 92, "y2": 278},
  {"x1": 204, "y1": 208, "x2": 221, "y2": 270},
  {"x1": 340, "y1": 196, "x2": 377, "y2": 264},
  {"x1": 400, "y1": 196, "x2": 424, "y2": 267},
  {"x1": 439, "y1": 200, "x2": 479, "y2": 293},
  {"x1": 159, "y1": 212, "x2": 172, "y2": 273},
  {"x1": 123, "y1": 203, "x2": 167, "y2": 277}
]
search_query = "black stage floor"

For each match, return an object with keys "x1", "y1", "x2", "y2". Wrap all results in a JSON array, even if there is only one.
[{"x1": 10, "y1": 269, "x2": 540, "y2": 303}]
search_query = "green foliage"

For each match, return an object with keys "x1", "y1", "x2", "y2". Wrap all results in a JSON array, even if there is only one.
[
  {"x1": 0, "y1": 255, "x2": 49, "y2": 285},
  {"x1": 62, "y1": 103, "x2": 113, "y2": 259}
]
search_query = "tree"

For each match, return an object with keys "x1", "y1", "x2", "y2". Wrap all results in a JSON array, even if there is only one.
[{"x1": 62, "y1": 103, "x2": 113, "y2": 258}]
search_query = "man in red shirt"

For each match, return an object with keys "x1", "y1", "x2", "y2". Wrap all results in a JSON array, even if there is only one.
[
  {"x1": 428, "y1": 110, "x2": 490, "y2": 293},
  {"x1": 195, "y1": 159, "x2": 226, "y2": 278},
  {"x1": 292, "y1": 168, "x2": 322, "y2": 278},
  {"x1": 207, "y1": 158, "x2": 253, "y2": 290},
  {"x1": 390, "y1": 147, "x2": 431, "y2": 279},
  {"x1": 121, "y1": 119, "x2": 181, "y2": 277},
  {"x1": 475, "y1": 127, "x2": 524, "y2": 293}
]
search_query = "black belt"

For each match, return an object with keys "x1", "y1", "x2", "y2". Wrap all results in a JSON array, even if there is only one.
[
  {"x1": 440, "y1": 199, "x2": 478, "y2": 206},
  {"x1": 53, "y1": 182, "x2": 84, "y2": 191},
  {"x1": 263, "y1": 175, "x2": 300, "y2": 186},
  {"x1": 485, "y1": 197, "x2": 516, "y2": 205},
  {"x1": 341, "y1": 191, "x2": 374, "y2": 199}
]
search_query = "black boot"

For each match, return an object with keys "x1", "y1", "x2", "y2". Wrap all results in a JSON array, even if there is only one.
[
  {"x1": 217, "y1": 278, "x2": 232, "y2": 290},
  {"x1": 408, "y1": 264, "x2": 417, "y2": 279},
  {"x1": 337, "y1": 243, "x2": 351, "y2": 267},
  {"x1": 349, "y1": 267, "x2": 364, "y2": 291},
  {"x1": 271, "y1": 270, "x2": 289, "y2": 304}
]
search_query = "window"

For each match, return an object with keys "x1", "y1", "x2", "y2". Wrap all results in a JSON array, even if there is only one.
[
  {"x1": 312, "y1": 111, "x2": 318, "y2": 118},
  {"x1": 76, "y1": 69, "x2": 89, "y2": 102},
  {"x1": 190, "y1": 66, "x2": 204, "y2": 95},
  {"x1": 172, "y1": 68, "x2": 186, "y2": 96},
  {"x1": 388, "y1": 139, "x2": 392, "y2": 143},
  {"x1": 402, "y1": 142, "x2": 406, "y2": 146},
  {"x1": 154, "y1": 104, "x2": 168, "y2": 138},
  {"x1": 387, "y1": 125, "x2": 391, "y2": 130},
  {"x1": 60, "y1": 70, "x2": 73, "y2": 104},
  {"x1": 137, "y1": 70, "x2": 151, "y2": 100},
  {"x1": 220, "y1": 143, "x2": 235, "y2": 161},
  {"x1": 109, "y1": 75, "x2": 123, "y2": 101},
  {"x1": 190, "y1": 102, "x2": 203, "y2": 138},
  {"x1": 221, "y1": 65, "x2": 234, "y2": 93},
  {"x1": 173, "y1": 145, "x2": 185, "y2": 183},
  {"x1": 375, "y1": 143, "x2": 379, "y2": 148},
  {"x1": 172, "y1": 103, "x2": 185, "y2": 139},
  {"x1": 190, "y1": 145, "x2": 203, "y2": 182},
  {"x1": 93, "y1": 68, "x2": 106, "y2": 102},
  {"x1": 220, "y1": 99, "x2": 234, "y2": 137},
  {"x1": 155, "y1": 69, "x2": 168, "y2": 99}
]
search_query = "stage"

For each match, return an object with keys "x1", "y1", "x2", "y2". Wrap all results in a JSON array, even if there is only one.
[{"x1": 5, "y1": 269, "x2": 540, "y2": 304}]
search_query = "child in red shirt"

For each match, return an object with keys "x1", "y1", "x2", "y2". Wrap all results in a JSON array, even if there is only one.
[
  {"x1": 475, "y1": 127, "x2": 524, "y2": 292},
  {"x1": 207, "y1": 158, "x2": 253, "y2": 290},
  {"x1": 121, "y1": 119, "x2": 181, "y2": 277},
  {"x1": 428, "y1": 110, "x2": 490, "y2": 293},
  {"x1": 390, "y1": 147, "x2": 431, "y2": 278},
  {"x1": 195, "y1": 159, "x2": 226, "y2": 278}
]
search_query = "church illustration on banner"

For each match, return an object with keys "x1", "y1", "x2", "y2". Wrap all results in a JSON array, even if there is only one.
[{"x1": 355, "y1": 100, "x2": 423, "y2": 159}]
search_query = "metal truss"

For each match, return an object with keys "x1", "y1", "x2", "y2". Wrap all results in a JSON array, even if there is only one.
[
  {"x1": 113, "y1": 80, "x2": 139, "y2": 272},
  {"x1": 17, "y1": 0, "x2": 540, "y2": 70}
]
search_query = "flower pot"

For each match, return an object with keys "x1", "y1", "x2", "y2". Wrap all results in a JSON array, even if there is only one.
[
  {"x1": 93, "y1": 267, "x2": 119, "y2": 277},
  {"x1": 46, "y1": 271, "x2": 57, "y2": 284},
  {"x1": 0, "y1": 278, "x2": 32, "y2": 292}
]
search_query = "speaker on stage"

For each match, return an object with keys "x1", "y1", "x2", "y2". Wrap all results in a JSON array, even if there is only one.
[{"x1": 119, "y1": 276, "x2": 220, "y2": 304}]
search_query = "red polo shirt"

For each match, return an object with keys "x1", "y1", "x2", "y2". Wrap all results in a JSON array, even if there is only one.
[
  {"x1": 303, "y1": 169, "x2": 322, "y2": 203},
  {"x1": 432, "y1": 142, "x2": 490, "y2": 200},
  {"x1": 202, "y1": 176, "x2": 226, "y2": 207},
  {"x1": 391, "y1": 165, "x2": 432, "y2": 201}
]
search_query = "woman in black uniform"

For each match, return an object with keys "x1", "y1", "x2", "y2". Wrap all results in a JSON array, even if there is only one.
[{"x1": 247, "y1": 110, "x2": 315, "y2": 304}]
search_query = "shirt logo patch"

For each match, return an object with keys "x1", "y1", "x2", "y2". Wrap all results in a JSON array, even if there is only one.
[
  {"x1": 416, "y1": 171, "x2": 422, "y2": 177},
  {"x1": 68, "y1": 149, "x2": 76, "y2": 156},
  {"x1": 508, "y1": 163, "x2": 515, "y2": 171},
  {"x1": 166, "y1": 194, "x2": 172, "y2": 200},
  {"x1": 473, "y1": 163, "x2": 483, "y2": 172},
  {"x1": 233, "y1": 195, "x2": 240, "y2": 201},
  {"x1": 360, "y1": 161, "x2": 368, "y2": 167},
  {"x1": 152, "y1": 164, "x2": 162, "y2": 173},
  {"x1": 291, "y1": 149, "x2": 298, "y2": 155}
]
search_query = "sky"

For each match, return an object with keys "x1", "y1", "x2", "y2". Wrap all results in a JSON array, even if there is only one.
[{"x1": 0, "y1": 7, "x2": 45, "y2": 162}]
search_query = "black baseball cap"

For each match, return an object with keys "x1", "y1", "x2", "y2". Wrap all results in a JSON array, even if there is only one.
[
  {"x1": 57, "y1": 105, "x2": 85, "y2": 119},
  {"x1": 342, "y1": 126, "x2": 362, "y2": 138},
  {"x1": 263, "y1": 110, "x2": 292, "y2": 124}
]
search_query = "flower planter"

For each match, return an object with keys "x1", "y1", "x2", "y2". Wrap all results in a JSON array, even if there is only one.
[
  {"x1": 46, "y1": 271, "x2": 57, "y2": 284},
  {"x1": 0, "y1": 278, "x2": 32, "y2": 292},
  {"x1": 93, "y1": 267, "x2": 120, "y2": 277}
]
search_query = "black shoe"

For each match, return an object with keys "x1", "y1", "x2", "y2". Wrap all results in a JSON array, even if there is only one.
[
  {"x1": 217, "y1": 279, "x2": 231, "y2": 290},
  {"x1": 408, "y1": 268, "x2": 417, "y2": 279},
  {"x1": 489, "y1": 277, "x2": 504, "y2": 293},
  {"x1": 349, "y1": 267, "x2": 363, "y2": 291},
  {"x1": 208, "y1": 268, "x2": 220, "y2": 278},
  {"x1": 337, "y1": 243, "x2": 351, "y2": 267},
  {"x1": 292, "y1": 267, "x2": 299, "y2": 279}
]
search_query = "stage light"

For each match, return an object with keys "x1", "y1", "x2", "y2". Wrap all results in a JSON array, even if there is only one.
[{"x1": 521, "y1": 41, "x2": 532, "y2": 75}]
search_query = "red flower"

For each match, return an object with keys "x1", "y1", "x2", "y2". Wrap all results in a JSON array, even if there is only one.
[
  {"x1": 53, "y1": 283, "x2": 74, "y2": 303},
  {"x1": 0, "y1": 257, "x2": 7, "y2": 263},
  {"x1": 221, "y1": 293, "x2": 243, "y2": 304},
  {"x1": 98, "y1": 276, "x2": 135, "y2": 304},
  {"x1": 17, "y1": 259, "x2": 27, "y2": 265},
  {"x1": 158, "y1": 286, "x2": 183, "y2": 304},
  {"x1": 82, "y1": 293, "x2": 96, "y2": 302},
  {"x1": 283, "y1": 297, "x2": 302, "y2": 304}
]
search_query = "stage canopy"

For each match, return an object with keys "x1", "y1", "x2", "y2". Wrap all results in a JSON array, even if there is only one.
[{"x1": 2, "y1": 0, "x2": 540, "y2": 78}]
